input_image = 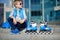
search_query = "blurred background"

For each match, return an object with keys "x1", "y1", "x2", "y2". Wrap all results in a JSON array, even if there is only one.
[{"x1": 0, "y1": 0, "x2": 60, "y2": 25}]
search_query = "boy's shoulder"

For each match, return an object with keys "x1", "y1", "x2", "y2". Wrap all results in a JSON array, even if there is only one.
[
  {"x1": 12, "y1": 7, "x2": 17, "y2": 11},
  {"x1": 12, "y1": 7, "x2": 25, "y2": 11},
  {"x1": 22, "y1": 8, "x2": 25, "y2": 10},
  {"x1": 22, "y1": 8, "x2": 26, "y2": 11},
  {"x1": 20, "y1": 8, "x2": 25, "y2": 10},
  {"x1": 13, "y1": 7, "x2": 16, "y2": 10}
]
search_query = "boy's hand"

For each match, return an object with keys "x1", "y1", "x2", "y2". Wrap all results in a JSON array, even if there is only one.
[
  {"x1": 10, "y1": 16, "x2": 17, "y2": 24},
  {"x1": 13, "y1": 19, "x2": 17, "y2": 24},
  {"x1": 19, "y1": 19, "x2": 26, "y2": 24},
  {"x1": 19, "y1": 19, "x2": 24, "y2": 24},
  {"x1": 10, "y1": 16, "x2": 14, "y2": 19}
]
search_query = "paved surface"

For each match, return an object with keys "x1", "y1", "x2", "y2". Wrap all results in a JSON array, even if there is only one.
[{"x1": 0, "y1": 25, "x2": 60, "y2": 40}]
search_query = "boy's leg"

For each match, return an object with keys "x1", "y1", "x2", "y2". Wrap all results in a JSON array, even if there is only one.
[
  {"x1": 16, "y1": 21, "x2": 27, "y2": 31},
  {"x1": 7, "y1": 17, "x2": 17, "y2": 30}
]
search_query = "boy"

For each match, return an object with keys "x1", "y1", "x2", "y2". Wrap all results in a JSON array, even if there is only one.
[{"x1": 8, "y1": 0, "x2": 27, "y2": 34}]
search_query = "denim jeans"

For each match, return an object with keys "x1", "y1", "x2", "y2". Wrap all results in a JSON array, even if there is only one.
[{"x1": 7, "y1": 17, "x2": 27, "y2": 31}]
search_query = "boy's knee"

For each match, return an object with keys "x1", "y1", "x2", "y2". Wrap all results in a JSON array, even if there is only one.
[{"x1": 7, "y1": 17, "x2": 13, "y2": 22}]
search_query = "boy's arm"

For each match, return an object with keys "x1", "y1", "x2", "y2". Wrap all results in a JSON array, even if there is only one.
[
  {"x1": 19, "y1": 9, "x2": 27, "y2": 24},
  {"x1": 9, "y1": 10, "x2": 15, "y2": 19},
  {"x1": 9, "y1": 9, "x2": 17, "y2": 24}
]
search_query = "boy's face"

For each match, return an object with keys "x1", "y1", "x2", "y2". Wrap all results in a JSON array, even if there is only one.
[{"x1": 16, "y1": 1, "x2": 22, "y2": 8}]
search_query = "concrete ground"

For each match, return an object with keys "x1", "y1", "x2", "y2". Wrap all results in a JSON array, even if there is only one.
[{"x1": 0, "y1": 25, "x2": 60, "y2": 40}]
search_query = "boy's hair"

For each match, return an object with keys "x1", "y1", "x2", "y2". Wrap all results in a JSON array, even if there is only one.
[
  {"x1": 14, "y1": 0, "x2": 22, "y2": 7},
  {"x1": 14, "y1": 0, "x2": 22, "y2": 2}
]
